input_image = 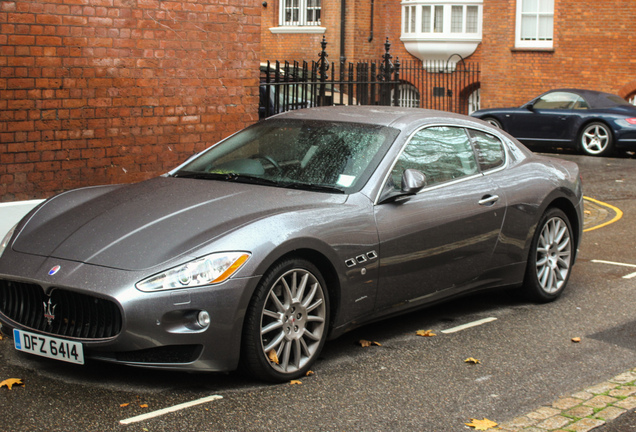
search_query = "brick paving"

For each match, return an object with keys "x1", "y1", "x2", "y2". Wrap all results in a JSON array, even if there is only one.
[{"x1": 497, "y1": 368, "x2": 636, "y2": 432}]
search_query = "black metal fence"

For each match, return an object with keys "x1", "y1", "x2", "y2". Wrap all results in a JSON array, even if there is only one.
[{"x1": 260, "y1": 37, "x2": 480, "y2": 119}]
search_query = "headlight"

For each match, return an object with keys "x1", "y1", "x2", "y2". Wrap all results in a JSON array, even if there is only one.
[
  {"x1": 0, "y1": 224, "x2": 18, "y2": 258},
  {"x1": 136, "y1": 252, "x2": 251, "y2": 292}
]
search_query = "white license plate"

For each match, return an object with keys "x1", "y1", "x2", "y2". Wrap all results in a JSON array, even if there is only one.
[{"x1": 13, "y1": 329, "x2": 84, "y2": 365}]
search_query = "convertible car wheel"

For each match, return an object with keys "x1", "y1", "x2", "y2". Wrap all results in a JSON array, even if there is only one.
[
  {"x1": 579, "y1": 122, "x2": 613, "y2": 156},
  {"x1": 522, "y1": 208, "x2": 573, "y2": 302},
  {"x1": 483, "y1": 117, "x2": 503, "y2": 129},
  {"x1": 241, "y1": 259, "x2": 329, "y2": 382}
]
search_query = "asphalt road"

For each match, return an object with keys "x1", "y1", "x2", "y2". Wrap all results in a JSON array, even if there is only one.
[{"x1": 1, "y1": 152, "x2": 635, "y2": 431}]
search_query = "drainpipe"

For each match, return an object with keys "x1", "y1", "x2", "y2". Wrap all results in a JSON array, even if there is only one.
[
  {"x1": 368, "y1": 0, "x2": 374, "y2": 42},
  {"x1": 340, "y1": 0, "x2": 346, "y2": 63}
]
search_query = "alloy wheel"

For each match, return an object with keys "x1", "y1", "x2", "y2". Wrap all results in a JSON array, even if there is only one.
[
  {"x1": 260, "y1": 268, "x2": 327, "y2": 374},
  {"x1": 535, "y1": 216, "x2": 572, "y2": 294}
]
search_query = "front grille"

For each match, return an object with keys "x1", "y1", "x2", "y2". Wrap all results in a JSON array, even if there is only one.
[{"x1": 0, "y1": 280, "x2": 122, "y2": 339}]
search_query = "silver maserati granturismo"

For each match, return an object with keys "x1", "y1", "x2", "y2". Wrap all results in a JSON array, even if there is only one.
[{"x1": 0, "y1": 106, "x2": 583, "y2": 382}]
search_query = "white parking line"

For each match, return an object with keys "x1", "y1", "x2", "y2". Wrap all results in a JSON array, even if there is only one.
[
  {"x1": 591, "y1": 259, "x2": 636, "y2": 279},
  {"x1": 119, "y1": 394, "x2": 223, "y2": 425},
  {"x1": 441, "y1": 317, "x2": 497, "y2": 334}
]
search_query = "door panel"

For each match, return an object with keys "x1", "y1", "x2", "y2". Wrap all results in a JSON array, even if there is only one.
[{"x1": 374, "y1": 176, "x2": 505, "y2": 309}]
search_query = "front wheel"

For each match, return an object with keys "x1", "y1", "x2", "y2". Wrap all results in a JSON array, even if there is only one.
[
  {"x1": 240, "y1": 259, "x2": 329, "y2": 382},
  {"x1": 522, "y1": 208, "x2": 574, "y2": 302},
  {"x1": 579, "y1": 122, "x2": 613, "y2": 156},
  {"x1": 483, "y1": 117, "x2": 503, "y2": 129}
]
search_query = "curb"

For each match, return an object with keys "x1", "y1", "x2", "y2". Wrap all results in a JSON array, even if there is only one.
[{"x1": 497, "y1": 368, "x2": 636, "y2": 432}]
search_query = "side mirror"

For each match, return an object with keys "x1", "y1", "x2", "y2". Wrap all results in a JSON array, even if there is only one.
[
  {"x1": 526, "y1": 102, "x2": 535, "y2": 111},
  {"x1": 401, "y1": 169, "x2": 426, "y2": 194},
  {"x1": 377, "y1": 169, "x2": 426, "y2": 204}
]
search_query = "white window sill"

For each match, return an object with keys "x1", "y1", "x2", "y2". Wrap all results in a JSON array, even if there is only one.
[{"x1": 270, "y1": 26, "x2": 326, "y2": 34}]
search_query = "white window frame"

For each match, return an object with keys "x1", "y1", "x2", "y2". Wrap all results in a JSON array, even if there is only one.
[
  {"x1": 515, "y1": 0, "x2": 554, "y2": 49},
  {"x1": 401, "y1": 1, "x2": 483, "y2": 39},
  {"x1": 279, "y1": 0, "x2": 321, "y2": 27}
]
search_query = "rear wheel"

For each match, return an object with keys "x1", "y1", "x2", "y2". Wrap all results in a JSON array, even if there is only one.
[
  {"x1": 522, "y1": 208, "x2": 573, "y2": 302},
  {"x1": 241, "y1": 258, "x2": 329, "y2": 382},
  {"x1": 579, "y1": 122, "x2": 613, "y2": 156}
]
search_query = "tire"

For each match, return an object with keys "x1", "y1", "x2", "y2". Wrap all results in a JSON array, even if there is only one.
[
  {"x1": 579, "y1": 122, "x2": 613, "y2": 156},
  {"x1": 240, "y1": 258, "x2": 329, "y2": 382},
  {"x1": 483, "y1": 117, "x2": 503, "y2": 129},
  {"x1": 522, "y1": 208, "x2": 574, "y2": 303}
]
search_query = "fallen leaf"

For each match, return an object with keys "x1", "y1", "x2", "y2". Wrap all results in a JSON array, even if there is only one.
[
  {"x1": 465, "y1": 418, "x2": 498, "y2": 430},
  {"x1": 572, "y1": 337, "x2": 581, "y2": 343},
  {"x1": 267, "y1": 349, "x2": 279, "y2": 364},
  {"x1": 358, "y1": 339, "x2": 381, "y2": 347},
  {"x1": 416, "y1": 329, "x2": 436, "y2": 337},
  {"x1": 139, "y1": 404, "x2": 148, "y2": 408},
  {"x1": 305, "y1": 370, "x2": 315, "y2": 376},
  {"x1": 290, "y1": 380, "x2": 302, "y2": 385},
  {"x1": 0, "y1": 378, "x2": 24, "y2": 390},
  {"x1": 465, "y1": 357, "x2": 481, "y2": 364},
  {"x1": 120, "y1": 403, "x2": 130, "y2": 408}
]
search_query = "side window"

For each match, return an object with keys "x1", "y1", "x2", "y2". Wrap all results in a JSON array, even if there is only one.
[
  {"x1": 391, "y1": 126, "x2": 478, "y2": 189},
  {"x1": 533, "y1": 92, "x2": 580, "y2": 110},
  {"x1": 468, "y1": 129, "x2": 505, "y2": 171}
]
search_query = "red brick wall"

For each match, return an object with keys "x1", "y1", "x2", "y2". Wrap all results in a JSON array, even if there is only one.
[{"x1": 0, "y1": 0, "x2": 261, "y2": 202}]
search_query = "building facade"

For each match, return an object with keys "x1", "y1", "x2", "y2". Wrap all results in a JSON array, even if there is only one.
[{"x1": 260, "y1": 0, "x2": 636, "y2": 109}]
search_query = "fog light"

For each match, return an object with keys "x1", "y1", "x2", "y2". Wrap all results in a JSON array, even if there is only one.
[{"x1": 197, "y1": 311, "x2": 211, "y2": 328}]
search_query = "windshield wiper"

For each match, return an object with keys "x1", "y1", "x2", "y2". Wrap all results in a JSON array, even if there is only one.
[
  {"x1": 171, "y1": 171, "x2": 234, "y2": 180},
  {"x1": 172, "y1": 171, "x2": 282, "y2": 187},
  {"x1": 171, "y1": 171, "x2": 344, "y2": 193},
  {"x1": 280, "y1": 182, "x2": 345, "y2": 194}
]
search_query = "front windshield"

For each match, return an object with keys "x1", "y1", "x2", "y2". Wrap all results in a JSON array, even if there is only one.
[{"x1": 174, "y1": 119, "x2": 399, "y2": 194}]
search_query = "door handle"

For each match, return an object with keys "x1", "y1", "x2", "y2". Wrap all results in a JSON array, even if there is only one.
[{"x1": 479, "y1": 195, "x2": 499, "y2": 206}]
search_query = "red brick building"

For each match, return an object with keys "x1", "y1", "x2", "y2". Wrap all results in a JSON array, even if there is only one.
[
  {"x1": 1, "y1": 0, "x2": 261, "y2": 202},
  {"x1": 261, "y1": 0, "x2": 636, "y2": 108},
  {"x1": 2, "y1": 0, "x2": 634, "y2": 202}
]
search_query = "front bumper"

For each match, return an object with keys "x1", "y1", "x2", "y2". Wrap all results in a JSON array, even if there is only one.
[{"x1": 0, "y1": 252, "x2": 261, "y2": 372}]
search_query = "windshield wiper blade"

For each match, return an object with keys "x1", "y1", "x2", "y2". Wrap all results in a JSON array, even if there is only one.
[
  {"x1": 172, "y1": 171, "x2": 234, "y2": 180},
  {"x1": 281, "y1": 182, "x2": 345, "y2": 194},
  {"x1": 173, "y1": 171, "x2": 282, "y2": 187}
]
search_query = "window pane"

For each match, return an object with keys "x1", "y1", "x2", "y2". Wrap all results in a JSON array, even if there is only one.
[
  {"x1": 422, "y1": 6, "x2": 431, "y2": 32},
  {"x1": 538, "y1": 15, "x2": 553, "y2": 40},
  {"x1": 451, "y1": 6, "x2": 463, "y2": 33},
  {"x1": 392, "y1": 127, "x2": 477, "y2": 188},
  {"x1": 434, "y1": 5, "x2": 444, "y2": 33},
  {"x1": 521, "y1": 15, "x2": 537, "y2": 40},
  {"x1": 404, "y1": 6, "x2": 410, "y2": 33},
  {"x1": 539, "y1": 0, "x2": 554, "y2": 13},
  {"x1": 522, "y1": 0, "x2": 538, "y2": 13},
  {"x1": 533, "y1": 92, "x2": 579, "y2": 109},
  {"x1": 466, "y1": 6, "x2": 479, "y2": 33},
  {"x1": 469, "y1": 130, "x2": 505, "y2": 171},
  {"x1": 410, "y1": 6, "x2": 416, "y2": 32}
]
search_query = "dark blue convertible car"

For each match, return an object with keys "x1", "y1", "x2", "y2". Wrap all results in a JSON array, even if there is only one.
[{"x1": 472, "y1": 89, "x2": 636, "y2": 156}]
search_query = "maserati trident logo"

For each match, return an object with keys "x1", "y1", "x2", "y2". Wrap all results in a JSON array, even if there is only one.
[
  {"x1": 43, "y1": 298, "x2": 57, "y2": 326},
  {"x1": 48, "y1": 265, "x2": 61, "y2": 276}
]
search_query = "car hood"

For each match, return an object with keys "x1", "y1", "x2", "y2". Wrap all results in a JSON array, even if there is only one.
[{"x1": 12, "y1": 177, "x2": 347, "y2": 271}]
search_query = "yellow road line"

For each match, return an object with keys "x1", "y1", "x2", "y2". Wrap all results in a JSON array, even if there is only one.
[{"x1": 583, "y1": 196, "x2": 623, "y2": 232}]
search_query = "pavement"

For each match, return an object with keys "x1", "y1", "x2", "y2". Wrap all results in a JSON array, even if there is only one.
[
  {"x1": 497, "y1": 368, "x2": 636, "y2": 431},
  {"x1": 0, "y1": 197, "x2": 634, "y2": 431}
]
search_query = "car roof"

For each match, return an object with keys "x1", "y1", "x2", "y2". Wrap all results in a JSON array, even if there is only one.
[{"x1": 268, "y1": 106, "x2": 480, "y2": 130}]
